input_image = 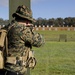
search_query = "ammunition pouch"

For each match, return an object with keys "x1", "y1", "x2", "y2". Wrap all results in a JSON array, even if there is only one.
[
  {"x1": 6, "y1": 57, "x2": 17, "y2": 65},
  {"x1": 27, "y1": 50, "x2": 36, "y2": 68},
  {"x1": 6, "y1": 56, "x2": 27, "y2": 66},
  {"x1": 26, "y1": 57, "x2": 36, "y2": 69},
  {"x1": 6, "y1": 50, "x2": 36, "y2": 68}
]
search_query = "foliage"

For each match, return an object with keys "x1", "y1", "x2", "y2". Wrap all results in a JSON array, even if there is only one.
[
  {"x1": 0, "y1": 18, "x2": 9, "y2": 25},
  {"x1": 33, "y1": 17, "x2": 75, "y2": 27}
]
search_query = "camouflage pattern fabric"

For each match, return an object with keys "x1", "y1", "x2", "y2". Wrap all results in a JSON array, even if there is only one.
[
  {"x1": 5, "y1": 21, "x2": 44, "y2": 75},
  {"x1": 32, "y1": 32, "x2": 44, "y2": 47}
]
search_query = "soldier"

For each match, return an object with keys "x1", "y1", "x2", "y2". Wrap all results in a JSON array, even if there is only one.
[{"x1": 4, "y1": 5, "x2": 44, "y2": 75}]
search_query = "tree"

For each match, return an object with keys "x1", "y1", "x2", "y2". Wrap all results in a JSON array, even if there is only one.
[
  {"x1": 56, "y1": 18, "x2": 63, "y2": 27},
  {"x1": 48, "y1": 18, "x2": 55, "y2": 27}
]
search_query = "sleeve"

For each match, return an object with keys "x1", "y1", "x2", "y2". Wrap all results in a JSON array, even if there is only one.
[
  {"x1": 32, "y1": 32, "x2": 45, "y2": 47},
  {"x1": 21, "y1": 27, "x2": 33, "y2": 45}
]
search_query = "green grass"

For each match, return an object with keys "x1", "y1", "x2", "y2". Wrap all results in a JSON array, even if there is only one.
[
  {"x1": 30, "y1": 30, "x2": 75, "y2": 75},
  {"x1": 31, "y1": 42, "x2": 75, "y2": 75},
  {"x1": 35, "y1": 30, "x2": 75, "y2": 41}
]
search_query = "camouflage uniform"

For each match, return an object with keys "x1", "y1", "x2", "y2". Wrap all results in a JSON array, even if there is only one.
[{"x1": 5, "y1": 5, "x2": 44, "y2": 75}]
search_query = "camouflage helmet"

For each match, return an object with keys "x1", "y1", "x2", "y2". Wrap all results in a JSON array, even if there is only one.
[{"x1": 12, "y1": 5, "x2": 36, "y2": 22}]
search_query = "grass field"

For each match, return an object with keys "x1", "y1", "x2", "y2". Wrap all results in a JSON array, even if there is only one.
[
  {"x1": 35, "y1": 30, "x2": 75, "y2": 42},
  {"x1": 31, "y1": 31, "x2": 75, "y2": 75}
]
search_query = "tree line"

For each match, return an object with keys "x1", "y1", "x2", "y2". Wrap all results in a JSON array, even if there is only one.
[
  {"x1": 0, "y1": 18, "x2": 9, "y2": 25},
  {"x1": 33, "y1": 17, "x2": 75, "y2": 27},
  {"x1": 0, "y1": 17, "x2": 75, "y2": 27}
]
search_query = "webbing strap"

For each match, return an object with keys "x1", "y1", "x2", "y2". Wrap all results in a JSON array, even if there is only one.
[{"x1": 5, "y1": 36, "x2": 8, "y2": 56}]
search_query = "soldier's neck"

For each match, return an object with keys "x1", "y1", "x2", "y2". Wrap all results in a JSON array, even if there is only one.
[{"x1": 18, "y1": 22, "x2": 27, "y2": 26}]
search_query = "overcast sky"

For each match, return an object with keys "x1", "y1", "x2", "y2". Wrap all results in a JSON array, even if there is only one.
[{"x1": 0, "y1": 0, "x2": 75, "y2": 20}]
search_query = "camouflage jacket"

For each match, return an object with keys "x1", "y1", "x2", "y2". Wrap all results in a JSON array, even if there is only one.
[{"x1": 7, "y1": 21, "x2": 44, "y2": 56}]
